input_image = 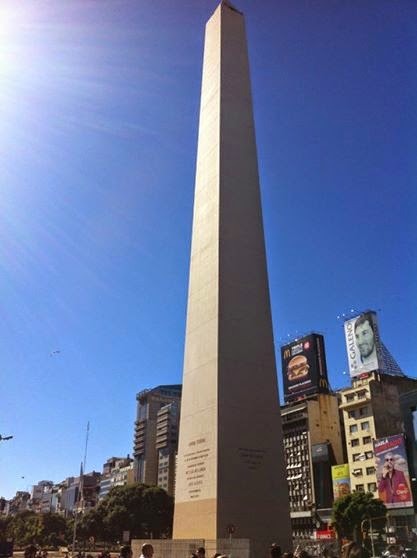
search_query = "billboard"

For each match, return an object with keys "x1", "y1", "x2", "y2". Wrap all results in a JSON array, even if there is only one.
[
  {"x1": 281, "y1": 334, "x2": 329, "y2": 403},
  {"x1": 374, "y1": 434, "x2": 413, "y2": 509},
  {"x1": 344, "y1": 311, "x2": 382, "y2": 378},
  {"x1": 332, "y1": 464, "x2": 351, "y2": 500}
]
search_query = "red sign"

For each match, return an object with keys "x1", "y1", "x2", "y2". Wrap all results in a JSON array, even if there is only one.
[{"x1": 316, "y1": 529, "x2": 335, "y2": 540}]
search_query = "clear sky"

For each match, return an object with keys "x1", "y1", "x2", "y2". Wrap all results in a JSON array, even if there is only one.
[{"x1": 1, "y1": 0, "x2": 416, "y2": 499}]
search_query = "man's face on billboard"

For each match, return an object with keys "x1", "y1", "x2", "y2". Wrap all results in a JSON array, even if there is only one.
[
  {"x1": 355, "y1": 319, "x2": 375, "y2": 358},
  {"x1": 384, "y1": 453, "x2": 395, "y2": 472}
]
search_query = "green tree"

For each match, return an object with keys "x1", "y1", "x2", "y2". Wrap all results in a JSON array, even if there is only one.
[
  {"x1": 142, "y1": 486, "x2": 174, "y2": 539},
  {"x1": 6, "y1": 512, "x2": 42, "y2": 546},
  {"x1": 39, "y1": 513, "x2": 68, "y2": 547},
  {"x1": 332, "y1": 492, "x2": 387, "y2": 542},
  {"x1": 80, "y1": 483, "x2": 173, "y2": 543},
  {"x1": 78, "y1": 506, "x2": 107, "y2": 541},
  {"x1": 5, "y1": 511, "x2": 69, "y2": 547}
]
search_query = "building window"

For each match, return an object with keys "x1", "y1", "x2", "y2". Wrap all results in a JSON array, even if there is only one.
[
  {"x1": 366, "y1": 467, "x2": 375, "y2": 475},
  {"x1": 363, "y1": 436, "x2": 372, "y2": 445},
  {"x1": 351, "y1": 439, "x2": 360, "y2": 447},
  {"x1": 365, "y1": 451, "x2": 373, "y2": 459},
  {"x1": 356, "y1": 484, "x2": 364, "y2": 492},
  {"x1": 361, "y1": 421, "x2": 370, "y2": 431},
  {"x1": 357, "y1": 390, "x2": 367, "y2": 399},
  {"x1": 368, "y1": 482, "x2": 377, "y2": 492},
  {"x1": 352, "y1": 453, "x2": 360, "y2": 462},
  {"x1": 359, "y1": 406, "x2": 368, "y2": 417},
  {"x1": 346, "y1": 394, "x2": 355, "y2": 402},
  {"x1": 350, "y1": 424, "x2": 358, "y2": 434},
  {"x1": 348, "y1": 410, "x2": 356, "y2": 419},
  {"x1": 138, "y1": 403, "x2": 149, "y2": 421},
  {"x1": 353, "y1": 468, "x2": 363, "y2": 477}
]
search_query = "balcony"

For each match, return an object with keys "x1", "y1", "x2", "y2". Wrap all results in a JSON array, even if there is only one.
[{"x1": 340, "y1": 394, "x2": 371, "y2": 409}]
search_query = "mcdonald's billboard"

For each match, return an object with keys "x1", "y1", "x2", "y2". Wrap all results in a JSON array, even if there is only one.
[{"x1": 281, "y1": 333, "x2": 329, "y2": 403}]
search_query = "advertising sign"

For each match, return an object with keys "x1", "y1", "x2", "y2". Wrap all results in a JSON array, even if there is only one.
[
  {"x1": 374, "y1": 434, "x2": 413, "y2": 509},
  {"x1": 344, "y1": 311, "x2": 382, "y2": 378},
  {"x1": 281, "y1": 334, "x2": 329, "y2": 403},
  {"x1": 332, "y1": 464, "x2": 351, "y2": 500},
  {"x1": 316, "y1": 529, "x2": 335, "y2": 540}
]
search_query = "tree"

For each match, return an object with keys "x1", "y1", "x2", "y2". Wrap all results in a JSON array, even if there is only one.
[
  {"x1": 332, "y1": 491, "x2": 387, "y2": 542},
  {"x1": 142, "y1": 486, "x2": 174, "y2": 539},
  {"x1": 5, "y1": 512, "x2": 69, "y2": 547},
  {"x1": 6, "y1": 512, "x2": 42, "y2": 546},
  {"x1": 79, "y1": 483, "x2": 174, "y2": 543},
  {"x1": 39, "y1": 513, "x2": 67, "y2": 547}
]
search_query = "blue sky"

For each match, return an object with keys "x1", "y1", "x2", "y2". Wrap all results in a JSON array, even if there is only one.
[{"x1": 0, "y1": 0, "x2": 416, "y2": 499}]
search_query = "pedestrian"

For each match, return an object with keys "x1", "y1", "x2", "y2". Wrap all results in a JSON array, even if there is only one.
[
  {"x1": 341, "y1": 542, "x2": 370, "y2": 558},
  {"x1": 271, "y1": 544, "x2": 282, "y2": 558},
  {"x1": 197, "y1": 548, "x2": 205, "y2": 558},
  {"x1": 119, "y1": 546, "x2": 132, "y2": 558},
  {"x1": 24, "y1": 546, "x2": 37, "y2": 558},
  {"x1": 139, "y1": 544, "x2": 154, "y2": 558}
]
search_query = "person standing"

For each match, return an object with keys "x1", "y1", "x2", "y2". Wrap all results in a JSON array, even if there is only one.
[
  {"x1": 119, "y1": 546, "x2": 132, "y2": 558},
  {"x1": 139, "y1": 544, "x2": 154, "y2": 558}
]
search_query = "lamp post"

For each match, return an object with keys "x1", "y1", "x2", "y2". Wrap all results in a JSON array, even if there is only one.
[{"x1": 361, "y1": 515, "x2": 387, "y2": 558}]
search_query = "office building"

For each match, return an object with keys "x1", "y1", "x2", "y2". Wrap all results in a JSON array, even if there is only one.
[
  {"x1": 281, "y1": 392, "x2": 344, "y2": 538},
  {"x1": 99, "y1": 456, "x2": 134, "y2": 500},
  {"x1": 133, "y1": 384, "x2": 181, "y2": 492}
]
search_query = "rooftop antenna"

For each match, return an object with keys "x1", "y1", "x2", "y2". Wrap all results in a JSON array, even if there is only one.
[{"x1": 83, "y1": 421, "x2": 90, "y2": 472}]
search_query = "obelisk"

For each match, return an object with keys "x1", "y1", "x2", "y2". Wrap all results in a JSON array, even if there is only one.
[{"x1": 173, "y1": 1, "x2": 291, "y2": 554}]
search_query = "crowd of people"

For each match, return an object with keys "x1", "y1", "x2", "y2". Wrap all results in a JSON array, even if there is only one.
[
  {"x1": 21, "y1": 539, "x2": 407, "y2": 558},
  {"x1": 116, "y1": 541, "x2": 371, "y2": 558}
]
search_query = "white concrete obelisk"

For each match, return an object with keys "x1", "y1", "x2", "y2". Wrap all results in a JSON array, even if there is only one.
[{"x1": 173, "y1": 1, "x2": 291, "y2": 554}]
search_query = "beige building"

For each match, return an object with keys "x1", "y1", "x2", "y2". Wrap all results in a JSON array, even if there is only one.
[
  {"x1": 340, "y1": 372, "x2": 417, "y2": 496},
  {"x1": 282, "y1": 393, "x2": 344, "y2": 538}
]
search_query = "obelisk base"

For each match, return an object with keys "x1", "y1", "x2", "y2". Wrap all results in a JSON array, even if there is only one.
[{"x1": 132, "y1": 538, "x2": 250, "y2": 558}]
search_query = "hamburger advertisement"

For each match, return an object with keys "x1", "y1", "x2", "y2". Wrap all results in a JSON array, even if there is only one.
[{"x1": 281, "y1": 333, "x2": 329, "y2": 403}]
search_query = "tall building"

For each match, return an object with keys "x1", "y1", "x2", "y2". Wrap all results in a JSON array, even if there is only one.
[
  {"x1": 133, "y1": 384, "x2": 181, "y2": 492},
  {"x1": 339, "y1": 373, "x2": 417, "y2": 529},
  {"x1": 281, "y1": 393, "x2": 344, "y2": 539},
  {"x1": 156, "y1": 401, "x2": 180, "y2": 495},
  {"x1": 173, "y1": 2, "x2": 291, "y2": 554}
]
